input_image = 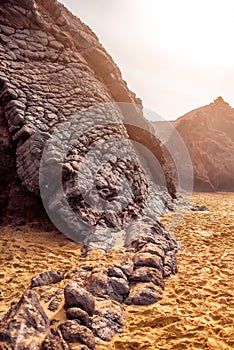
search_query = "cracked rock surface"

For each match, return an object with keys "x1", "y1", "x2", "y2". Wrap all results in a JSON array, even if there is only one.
[
  {"x1": 0, "y1": 0, "x2": 175, "y2": 234},
  {"x1": 0, "y1": 0, "x2": 180, "y2": 348}
]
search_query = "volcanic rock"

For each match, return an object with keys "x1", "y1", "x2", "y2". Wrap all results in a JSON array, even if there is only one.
[
  {"x1": 109, "y1": 258, "x2": 134, "y2": 277},
  {"x1": 87, "y1": 266, "x2": 129, "y2": 303},
  {"x1": 108, "y1": 276, "x2": 130, "y2": 302},
  {"x1": 59, "y1": 320, "x2": 95, "y2": 349},
  {"x1": 133, "y1": 252, "x2": 164, "y2": 270},
  {"x1": 163, "y1": 251, "x2": 178, "y2": 277},
  {"x1": 191, "y1": 204, "x2": 209, "y2": 211},
  {"x1": 138, "y1": 242, "x2": 165, "y2": 259},
  {"x1": 92, "y1": 298, "x2": 125, "y2": 341},
  {"x1": 0, "y1": 0, "x2": 176, "y2": 241},
  {"x1": 107, "y1": 266, "x2": 127, "y2": 279},
  {"x1": 64, "y1": 282, "x2": 95, "y2": 316},
  {"x1": 66, "y1": 307, "x2": 91, "y2": 328},
  {"x1": 129, "y1": 266, "x2": 164, "y2": 289},
  {"x1": 31, "y1": 269, "x2": 66, "y2": 288},
  {"x1": 87, "y1": 268, "x2": 109, "y2": 297},
  {"x1": 125, "y1": 282, "x2": 163, "y2": 305},
  {"x1": 0, "y1": 290, "x2": 50, "y2": 348},
  {"x1": 0, "y1": 0, "x2": 181, "y2": 348},
  {"x1": 41, "y1": 328, "x2": 69, "y2": 350}
]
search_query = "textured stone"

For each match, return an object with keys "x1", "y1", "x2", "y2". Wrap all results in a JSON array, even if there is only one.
[
  {"x1": 59, "y1": 320, "x2": 95, "y2": 349},
  {"x1": 0, "y1": 290, "x2": 49, "y2": 348},
  {"x1": 191, "y1": 204, "x2": 209, "y2": 212},
  {"x1": 92, "y1": 298, "x2": 125, "y2": 341},
  {"x1": 108, "y1": 277, "x2": 130, "y2": 302},
  {"x1": 125, "y1": 282, "x2": 163, "y2": 305},
  {"x1": 87, "y1": 269, "x2": 109, "y2": 297},
  {"x1": 110, "y1": 258, "x2": 134, "y2": 277},
  {"x1": 133, "y1": 252, "x2": 164, "y2": 271},
  {"x1": 41, "y1": 328, "x2": 69, "y2": 350},
  {"x1": 64, "y1": 282, "x2": 95, "y2": 316},
  {"x1": 130, "y1": 266, "x2": 164, "y2": 289},
  {"x1": 163, "y1": 251, "x2": 177, "y2": 277},
  {"x1": 107, "y1": 266, "x2": 127, "y2": 279},
  {"x1": 138, "y1": 242, "x2": 166, "y2": 259},
  {"x1": 31, "y1": 270, "x2": 66, "y2": 288},
  {"x1": 0, "y1": 1, "x2": 181, "y2": 347},
  {"x1": 0, "y1": 0, "x2": 176, "y2": 237},
  {"x1": 66, "y1": 307, "x2": 91, "y2": 328},
  {"x1": 91, "y1": 316, "x2": 116, "y2": 342}
]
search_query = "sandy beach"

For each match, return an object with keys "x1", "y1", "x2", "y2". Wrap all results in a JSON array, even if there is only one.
[{"x1": 0, "y1": 192, "x2": 234, "y2": 349}]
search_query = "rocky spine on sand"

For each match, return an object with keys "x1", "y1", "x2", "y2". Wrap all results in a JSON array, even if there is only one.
[{"x1": 0, "y1": 0, "x2": 180, "y2": 348}]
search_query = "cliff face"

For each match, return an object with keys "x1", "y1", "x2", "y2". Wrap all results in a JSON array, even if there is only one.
[
  {"x1": 152, "y1": 97, "x2": 234, "y2": 192},
  {"x1": 174, "y1": 97, "x2": 234, "y2": 191},
  {"x1": 0, "y1": 2, "x2": 181, "y2": 347},
  {"x1": 0, "y1": 0, "x2": 137, "y2": 228},
  {"x1": 0, "y1": 0, "x2": 175, "y2": 235}
]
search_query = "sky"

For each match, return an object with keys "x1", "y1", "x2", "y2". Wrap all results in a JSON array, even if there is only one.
[{"x1": 59, "y1": 0, "x2": 234, "y2": 120}]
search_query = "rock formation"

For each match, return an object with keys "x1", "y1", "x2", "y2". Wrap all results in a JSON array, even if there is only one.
[
  {"x1": 0, "y1": 0, "x2": 180, "y2": 348},
  {"x1": 0, "y1": 0, "x2": 176, "y2": 233},
  {"x1": 0, "y1": 238, "x2": 179, "y2": 349},
  {"x1": 153, "y1": 97, "x2": 234, "y2": 192}
]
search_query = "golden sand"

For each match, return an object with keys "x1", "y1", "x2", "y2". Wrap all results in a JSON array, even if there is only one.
[{"x1": 0, "y1": 193, "x2": 234, "y2": 349}]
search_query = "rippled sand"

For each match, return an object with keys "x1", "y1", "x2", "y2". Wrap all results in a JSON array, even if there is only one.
[{"x1": 0, "y1": 193, "x2": 234, "y2": 349}]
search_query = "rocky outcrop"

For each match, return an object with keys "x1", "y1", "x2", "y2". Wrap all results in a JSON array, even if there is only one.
[
  {"x1": 0, "y1": 0, "x2": 180, "y2": 348},
  {"x1": 153, "y1": 97, "x2": 234, "y2": 192},
  {"x1": 0, "y1": 0, "x2": 175, "y2": 232},
  {"x1": 0, "y1": 228, "x2": 178, "y2": 348}
]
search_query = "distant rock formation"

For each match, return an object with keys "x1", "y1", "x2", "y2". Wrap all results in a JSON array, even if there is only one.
[{"x1": 153, "y1": 97, "x2": 234, "y2": 192}]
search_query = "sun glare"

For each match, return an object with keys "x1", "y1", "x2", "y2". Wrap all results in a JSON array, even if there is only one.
[{"x1": 138, "y1": 0, "x2": 234, "y2": 67}]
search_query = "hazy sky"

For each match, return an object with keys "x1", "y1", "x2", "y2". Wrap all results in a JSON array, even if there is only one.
[{"x1": 60, "y1": 0, "x2": 234, "y2": 120}]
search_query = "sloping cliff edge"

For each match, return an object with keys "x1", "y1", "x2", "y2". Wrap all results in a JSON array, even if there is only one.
[
  {"x1": 152, "y1": 97, "x2": 234, "y2": 192},
  {"x1": 0, "y1": 1, "x2": 179, "y2": 349},
  {"x1": 0, "y1": 0, "x2": 175, "y2": 227}
]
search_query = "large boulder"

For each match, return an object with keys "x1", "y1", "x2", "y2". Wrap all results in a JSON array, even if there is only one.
[{"x1": 0, "y1": 0, "x2": 176, "y2": 244}]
